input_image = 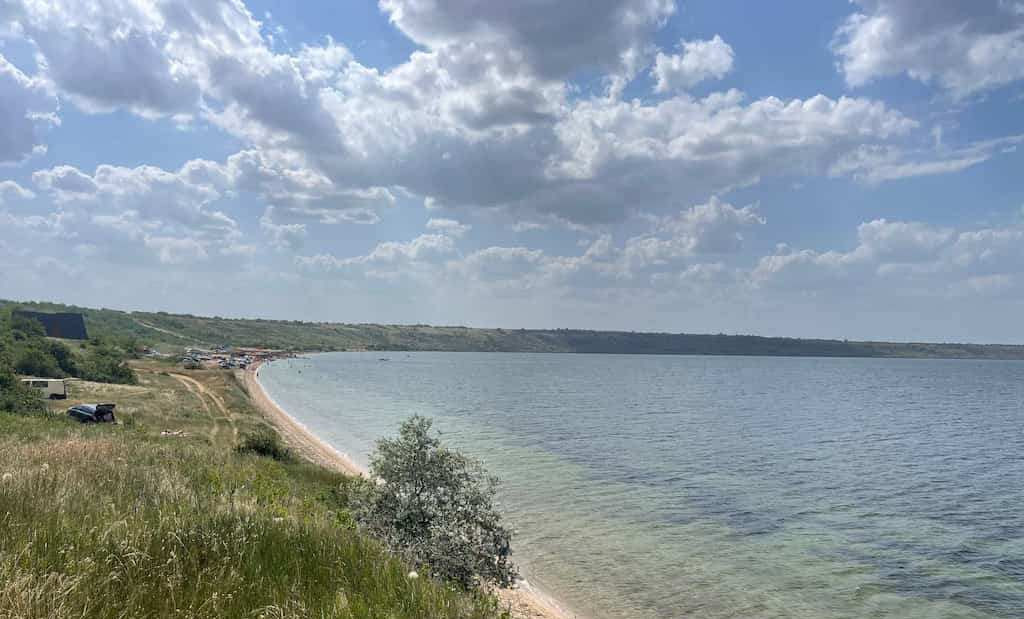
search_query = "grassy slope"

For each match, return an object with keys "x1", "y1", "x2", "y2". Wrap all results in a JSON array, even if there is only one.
[
  {"x1": 5, "y1": 298, "x2": 1024, "y2": 359},
  {"x1": 0, "y1": 361, "x2": 507, "y2": 619}
]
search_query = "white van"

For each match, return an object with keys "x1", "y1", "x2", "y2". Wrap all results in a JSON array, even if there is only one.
[{"x1": 21, "y1": 377, "x2": 67, "y2": 400}]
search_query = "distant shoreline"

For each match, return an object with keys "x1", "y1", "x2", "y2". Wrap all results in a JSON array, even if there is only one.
[
  {"x1": 244, "y1": 359, "x2": 580, "y2": 619},
  {"x1": 7, "y1": 299, "x2": 1024, "y2": 360}
]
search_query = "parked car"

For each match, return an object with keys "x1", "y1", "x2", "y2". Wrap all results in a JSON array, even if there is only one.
[{"x1": 67, "y1": 403, "x2": 116, "y2": 423}]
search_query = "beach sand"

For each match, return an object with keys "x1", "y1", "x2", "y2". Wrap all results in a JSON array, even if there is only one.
[
  {"x1": 241, "y1": 362, "x2": 580, "y2": 619},
  {"x1": 242, "y1": 363, "x2": 365, "y2": 477}
]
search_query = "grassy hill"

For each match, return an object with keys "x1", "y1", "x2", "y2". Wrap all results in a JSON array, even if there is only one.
[
  {"x1": 4, "y1": 298, "x2": 1024, "y2": 359},
  {"x1": 0, "y1": 362, "x2": 509, "y2": 618}
]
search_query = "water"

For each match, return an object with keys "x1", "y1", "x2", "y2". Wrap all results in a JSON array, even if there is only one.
[{"x1": 259, "y1": 352, "x2": 1024, "y2": 618}]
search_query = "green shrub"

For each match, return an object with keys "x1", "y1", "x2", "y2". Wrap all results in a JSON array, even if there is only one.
[
  {"x1": 351, "y1": 416, "x2": 518, "y2": 589},
  {"x1": 0, "y1": 363, "x2": 45, "y2": 416},
  {"x1": 77, "y1": 346, "x2": 136, "y2": 384},
  {"x1": 13, "y1": 345, "x2": 64, "y2": 378},
  {"x1": 236, "y1": 428, "x2": 292, "y2": 461}
]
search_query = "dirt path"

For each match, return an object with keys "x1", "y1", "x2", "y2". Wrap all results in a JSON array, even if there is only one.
[
  {"x1": 169, "y1": 372, "x2": 238, "y2": 443},
  {"x1": 132, "y1": 317, "x2": 204, "y2": 344}
]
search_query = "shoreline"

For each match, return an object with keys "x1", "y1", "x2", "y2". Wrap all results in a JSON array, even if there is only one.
[
  {"x1": 241, "y1": 362, "x2": 365, "y2": 477},
  {"x1": 243, "y1": 360, "x2": 580, "y2": 619}
]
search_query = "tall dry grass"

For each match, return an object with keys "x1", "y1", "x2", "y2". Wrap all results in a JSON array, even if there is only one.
[{"x1": 0, "y1": 428, "x2": 509, "y2": 619}]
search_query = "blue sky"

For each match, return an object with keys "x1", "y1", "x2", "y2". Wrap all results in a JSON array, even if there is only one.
[{"x1": 1, "y1": 1, "x2": 1023, "y2": 342}]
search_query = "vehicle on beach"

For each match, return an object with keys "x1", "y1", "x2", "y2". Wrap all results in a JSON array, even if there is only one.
[
  {"x1": 21, "y1": 377, "x2": 67, "y2": 399},
  {"x1": 67, "y1": 403, "x2": 116, "y2": 423}
]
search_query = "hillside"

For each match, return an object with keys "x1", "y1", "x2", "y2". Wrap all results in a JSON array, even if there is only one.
[
  {"x1": 4, "y1": 298, "x2": 1024, "y2": 359},
  {"x1": 0, "y1": 362, "x2": 509, "y2": 618}
]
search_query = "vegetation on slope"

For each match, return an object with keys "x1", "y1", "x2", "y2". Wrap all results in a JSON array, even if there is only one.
[
  {"x1": 0, "y1": 364, "x2": 511, "y2": 619},
  {"x1": 352, "y1": 416, "x2": 517, "y2": 590},
  {"x1": 5, "y1": 297, "x2": 1024, "y2": 359},
  {"x1": 0, "y1": 306, "x2": 137, "y2": 392}
]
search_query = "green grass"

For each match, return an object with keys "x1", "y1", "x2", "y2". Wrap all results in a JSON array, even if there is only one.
[{"x1": 0, "y1": 366, "x2": 510, "y2": 619}]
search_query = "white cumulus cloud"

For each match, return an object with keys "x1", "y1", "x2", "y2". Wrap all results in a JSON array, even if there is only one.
[
  {"x1": 0, "y1": 53, "x2": 57, "y2": 162},
  {"x1": 652, "y1": 35, "x2": 734, "y2": 92},
  {"x1": 833, "y1": 0, "x2": 1024, "y2": 98}
]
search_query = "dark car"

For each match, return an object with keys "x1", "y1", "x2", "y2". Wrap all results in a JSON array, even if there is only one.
[{"x1": 67, "y1": 403, "x2": 116, "y2": 423}]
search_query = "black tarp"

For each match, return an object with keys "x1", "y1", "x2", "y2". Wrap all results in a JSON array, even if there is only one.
[{"x1": 13, "y1": 310, "x2": 89, "y2": 340}]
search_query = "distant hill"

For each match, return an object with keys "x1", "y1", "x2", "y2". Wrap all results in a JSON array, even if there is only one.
[{"x1": 3, "y1": 298, "x2": 1024, "y2": 360}]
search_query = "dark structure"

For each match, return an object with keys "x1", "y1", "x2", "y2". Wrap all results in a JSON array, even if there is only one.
[{"x1": 13, "y1": 310, "x2": 88, "y2": 340}]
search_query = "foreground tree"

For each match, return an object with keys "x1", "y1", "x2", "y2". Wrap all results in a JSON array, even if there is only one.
[{"x1": 352, "y1": 416, "x2": 518, "y2": 589}]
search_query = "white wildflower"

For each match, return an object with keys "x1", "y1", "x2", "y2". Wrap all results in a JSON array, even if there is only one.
[
  {"x1": 1, "y1": 473, "x2": 12, "y2": 483},
  {"x1": 407, "y1": 571, "x2": 419, "y2": 580}
]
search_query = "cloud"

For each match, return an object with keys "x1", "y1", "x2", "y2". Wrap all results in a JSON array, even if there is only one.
[
  {"x1": 652, "y1": 35, "x2": 734, "y2": 92},
  {"x1": 9, "y1": 0, "x2": 1021, "y2": 330},
  {"x1": 753, "y1": 218, "x2": 1024, "y2": 298},
  {"x1": 0, "y1": 180, "x2": 36, "y2": 203},
  {"x1": 144, "y1": 235, "x2": 209, "y2": 265},
  {"x1": 833, "y1": 0, "x2": 1024, "y2": 97},
  {"x1": 426, "y1": 218, "x2": 471, "y2": 238},
  {"x1": 829, "y1": 135, "x2": 1024, "y2": 183},
  {"x1": 32, "y1": 165, "x2": 99, "y2": 198},
  {"x1": 6, "y1": 0, "x2": 938, "y2": 231},
  {"x1": 259, "y1": 206, "x2": 307, "y2": 251},
  {"x1": 297, "y1": 233, "x2": 457, "y2": 277},
  {"x1": 453, "y1": 246, "x2": 547, "y2": 290},
  {"x1": 301, "y1": 198, "x2": 764, "y2": 294},
  {"x1": 0, "y1": 209, "x2": 75, "y2": 239},
  {"x1": 196, "y1": 150, "x2": 396, "y2": 224},
  {"x1": 6, "y1": 0, "x2": 202, "y2": 117},
  {"x1": 620, "y1": 198, "x2": 763, "y2": 272},
  {"x1": 0, "y1": 53, "x2": 57, "y2": 162},
  {"x1": 379, "y1": 0, "x2": 675, "y2": 79},
  {"x1": 543, "y1": 91, "x2": 915, "y2": 222},
  {"x1": 650, "y1": 196, "x2": 764, "y2": 254},
  {"x1": 32, "y1": 160, "x2": 241, "y2": 264}
]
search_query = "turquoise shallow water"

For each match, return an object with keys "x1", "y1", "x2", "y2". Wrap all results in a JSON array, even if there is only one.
[{"x1": 259, "y1": 352, "x2": 1024, "y2": 618}]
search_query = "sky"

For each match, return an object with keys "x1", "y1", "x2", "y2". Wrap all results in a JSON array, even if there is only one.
[{"x1": 1, "y1": 1, "x2": 1023, "y2": 343}]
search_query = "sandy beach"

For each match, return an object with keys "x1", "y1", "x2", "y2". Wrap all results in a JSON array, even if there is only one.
[
  {"x1": 242, "y1": 363, "x2": 365, "y2": 477},
  {"x1": 242, "y1": 362, "x2": 579, "y2": 619}
]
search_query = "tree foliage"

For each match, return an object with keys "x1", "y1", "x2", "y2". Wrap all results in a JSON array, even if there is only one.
[
  {"x1": 1, "y1": 307, "x2": 136, "y2": 384},
  {"x1": 77, "y1": 339, "x2": 137, "y2": 384},
  {"x1": 236, "y1": 427, "x2": 293, "y2": 461},
  {"x1": 352, "y1": 416, "x2": 517, "y2": 589},
  {"x1": 0, "y1": 312, "x2": 46, "y2": 415}
]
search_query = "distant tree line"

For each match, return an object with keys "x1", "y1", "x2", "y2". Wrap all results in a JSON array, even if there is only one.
[{"x1": 5, "y1": 297, "x2": 1024, "y2": 360}]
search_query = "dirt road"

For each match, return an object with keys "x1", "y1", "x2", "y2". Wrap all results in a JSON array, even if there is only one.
[{"x1": 169, "y1": 372, "x2": 238, "y2": 443}]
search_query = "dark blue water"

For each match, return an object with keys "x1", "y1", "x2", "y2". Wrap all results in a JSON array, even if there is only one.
[{"x1": 260, "y1": 352, "x2": 1024, "y2": 618}]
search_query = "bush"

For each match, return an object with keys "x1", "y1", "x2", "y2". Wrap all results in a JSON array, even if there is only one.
[
  {"x1": 351, "y1": 416, "x2": 517, "y2": 589},
  {"x1": 0, "y1": 362, "x2": 45, "y2": 416},
  {"x1": 236, "y1": 428, "x2": 292, "y2": 461},
  {"x1": 78, "y1": 347, "x2": 136, "y2": 384},
  {"x1": 47, "y1": 339, "x2": 79, "y2": 375},
  {"x1": 13, "y1": 345, "x2": 64, "y2": 378}
]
